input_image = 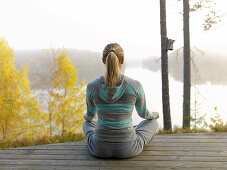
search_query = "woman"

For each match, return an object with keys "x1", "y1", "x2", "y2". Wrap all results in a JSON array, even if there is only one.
[{"x1": 82, "y1": 43, "x2": 159, "y2": 158}]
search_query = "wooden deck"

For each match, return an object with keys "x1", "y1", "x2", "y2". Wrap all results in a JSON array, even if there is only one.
[{"x1": 1, "y1": 133, "x2": 227, "y2": 170}]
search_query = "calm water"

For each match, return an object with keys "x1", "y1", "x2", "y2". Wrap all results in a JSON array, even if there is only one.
[{"x1": 125, "y1": 67, "x2": 227, "y2": 129}]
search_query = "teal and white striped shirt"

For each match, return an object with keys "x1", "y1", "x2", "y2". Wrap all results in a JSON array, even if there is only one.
[{"x1": 84, "y1": 75, "x2": 154, "y2": 142}]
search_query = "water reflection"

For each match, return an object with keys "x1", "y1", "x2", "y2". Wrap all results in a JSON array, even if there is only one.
[{"x1": 125, "y1": 67, "x2": 227, "y2": 129}]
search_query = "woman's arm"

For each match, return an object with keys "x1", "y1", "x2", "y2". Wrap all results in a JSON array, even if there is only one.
[
  {"x1": 135, "y1": 82, "x2": 158, "y2": 119},
  {"x1": 84, "y1": 86, "x2": 96, "y2": 122}
]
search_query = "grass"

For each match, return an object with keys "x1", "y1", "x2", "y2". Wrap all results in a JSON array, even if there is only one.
[
  {"x1": 157, "y1": 122, "x2": 227, "y2": 134},
  {"x1": 157, "y1": 126, "x2": 210, "y2": 135},
  {"x1": 0, "y1": 132, "x2": 86, "y2": 149},
  {"x1": 158, "y1": 110, "x2": 227, "y2": 134}
]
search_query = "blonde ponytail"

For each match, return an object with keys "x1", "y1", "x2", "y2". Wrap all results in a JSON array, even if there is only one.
[
  {"x1": 105, "y1": 51, "x2": 122, "y2": 88},
  {"x1": 102, "y1": 43, "x2": 124, "y2": 88}
]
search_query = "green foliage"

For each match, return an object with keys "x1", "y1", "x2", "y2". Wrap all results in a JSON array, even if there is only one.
[
  {"x1": 159, "y1": 106, "x2": 227, "y2": 134},
  {"x1": 209, "y1": 106, "x2": 227, "y2": 132},
  {"x1": 158, "y1": 125, "x2": 209, "y2": 135},
  {"x1": 157, "y1": 129, "x2": 173, "y2": 135},
  {"x1": 190, "y1": 113, "x2": 208, "y2": 130},
  {"x1": 179, "y1": 0, "x2": 224, "y2": 31},
  {"x1": 203, "y1": 10, "x2": 223, "y2": 31}
]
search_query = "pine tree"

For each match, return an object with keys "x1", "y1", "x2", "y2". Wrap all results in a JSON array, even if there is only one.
[{"x1": 160, "y1": 0, "x2": 172, "y2": 131}]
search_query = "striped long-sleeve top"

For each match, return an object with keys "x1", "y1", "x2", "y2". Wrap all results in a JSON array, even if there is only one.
[{"x1": 84, "y1": 75, "x2": 155, "y2": 142}]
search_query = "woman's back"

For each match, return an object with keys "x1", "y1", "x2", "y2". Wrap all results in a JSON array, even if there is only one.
[
  {"x1": 82, "y1": 43, "x2": 159, "y2": 158},
  {"x1": 84, "y1": 74, "x2": 154, "y2": 142}
]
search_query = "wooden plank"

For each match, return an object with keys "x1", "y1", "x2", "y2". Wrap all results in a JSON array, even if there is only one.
[
  {"x1": 0, "y1": 150, "x2": 225, "y2": 157},
  {"x1": 1, "y1": 159, "x2": 227, "y2": 168},
  {"x1": 157, "y1": 132, "x2": 227, "y2": 136},
  {"x1": 144, "y1": 146, "x2": 227, "y2": 151},
  {"x1": 150, "y1": 142, "x2": 227, "y2": 147},
  {"x1": 0, "y1": 166, "x2": 161, "y2": 170},
  {"x1": 13, "y1": 138, "x2": 227, "y2": 149},
  {"x1": 37, "y1": 135, "x2": 227, "y2": 146},
  {"x1": 0, "y1": 165, "x2": 223, "y2": 170},
  {"x1": 7, "y1": 142, "x2": 227, "y2": 149},
  {"x1": 0, "y1": 149, "x2": 91, "y2": 155},
  {"x1": 0, "y1": 154, "x2": 97, "y2": 160},
  {"x1": 7, "y1": 139, "x2": 227, "y2": 150},
  {"x1": 0, "y1": 160, "x2": 99, "y2": 166},
  {"x1": 128, "y1": 155, "x2": 227, "y2": 162},
  {"x1": 0, "y1": 165, "x2": 99, "y2": 170},
  {"x1": 140, "y1": 150, "x2": 227, "y2": 157},
  {"x1": 155, "y1": 136, "x2": 227, "y2": 139},
  {"x1": 156, "y1": 135, "x2": 227, "y2": 139},
  {"x1": 1, "y1": 148, "x2": 227, "y2": 156},
  {"x1": 0, "y1": 166, "x2": 217, "y2": 170},
  {"x1": 99, "y1": 161, "x2": 227, "y2": 168},
  {"x1": 8, "y1": 145, "x2": 89, "y2": 149},
  {"x1": 1, "y1": 154, "x2": 227, "y2": 162},
  {"x1": 6, "y1": 145, "x2": 227, "y2": 151},
  {"x1": 99, "y1": 168, "x2": 214, "y2": 170},
  {"x1": 152, "y1": 138, "x2": 227, "y2": 143}
]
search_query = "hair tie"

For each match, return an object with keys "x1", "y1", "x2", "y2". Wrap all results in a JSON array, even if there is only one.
[{"x1": 109, "y1": 50, "x2": 115, "y2": 54}]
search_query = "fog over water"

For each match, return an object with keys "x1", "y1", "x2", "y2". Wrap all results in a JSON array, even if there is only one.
[
  {"x1": 142, "y1": 47, "x2": 227, "y2": 86},
  {"x1": 124, "y1": 67, "x2": 227, "y2": 129}
]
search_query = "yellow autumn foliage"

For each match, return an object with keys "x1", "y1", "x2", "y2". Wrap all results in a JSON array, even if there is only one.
[
  {"x1": 0, "y1": 38, "x2": 45, "y2": 142},
  {"x1": 48, "y1": 48, "x2": 86, "y2": 136},
  {"x1": 0, "y1": 38, "x2": 87, "y2": 144}
]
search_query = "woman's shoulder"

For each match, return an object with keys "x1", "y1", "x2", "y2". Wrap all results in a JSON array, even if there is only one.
[
  {"x1": 86, "y1": 77, "x2": 100, "y2": 91},
  {"x1": 125, "y1": 76, "x2": 142, "y2": 91}
]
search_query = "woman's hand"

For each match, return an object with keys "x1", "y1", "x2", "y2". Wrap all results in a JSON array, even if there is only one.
[{"x1": 152, "y1": 112, "x2": 159, "y2": 119}]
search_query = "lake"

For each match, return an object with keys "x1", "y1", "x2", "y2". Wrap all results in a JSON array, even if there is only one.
[{"x1": 125, "y1": 67, "x2": 227, "y2": 129}]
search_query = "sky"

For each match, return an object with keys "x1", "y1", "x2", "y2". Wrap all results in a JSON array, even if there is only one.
[{"x1": 1, "y1": 0, "x2": 226, "y2": 59}]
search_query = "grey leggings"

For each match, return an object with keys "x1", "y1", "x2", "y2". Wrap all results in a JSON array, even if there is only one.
[{"x1": 82, "y1": 119, "x2": 158, "y2": 158}]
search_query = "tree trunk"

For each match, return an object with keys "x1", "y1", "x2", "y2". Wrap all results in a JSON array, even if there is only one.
[
  {"x1": 160, "y1": 0, "x2": 172, "y2": 131},
  {"x1": 62, "y1": 120, "x2": 65, "y2": 137},
  {"x1": 2, "y1": 124, "x2": 6, "y2": 141},
  {"x1": 48, "y1": 101, "x2": 52, "y2": 136},
  {"x1": 183, "y1": 0, "x2": 191, "y2": 129}
]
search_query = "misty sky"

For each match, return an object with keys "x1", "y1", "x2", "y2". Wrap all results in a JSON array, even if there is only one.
[{"x1": 1, "y1": 0, "x2": 226, "y2": 59}]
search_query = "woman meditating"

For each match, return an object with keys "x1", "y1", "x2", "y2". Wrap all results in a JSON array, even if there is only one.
[{"x1": 82, "y1": 43, "x2": 159, "y2": 158}]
